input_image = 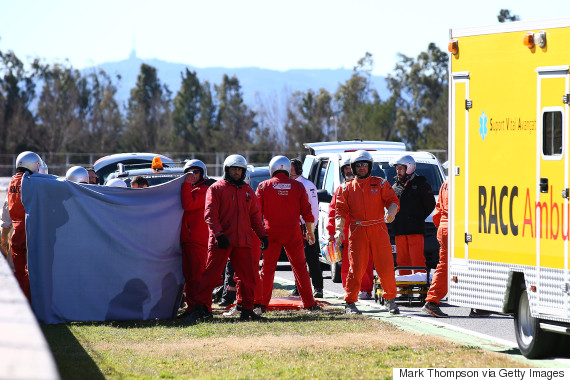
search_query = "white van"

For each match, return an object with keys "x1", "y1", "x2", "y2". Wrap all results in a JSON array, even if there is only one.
[{"x1": 301, "y1": 140, "x2": 446, "y2": 282}]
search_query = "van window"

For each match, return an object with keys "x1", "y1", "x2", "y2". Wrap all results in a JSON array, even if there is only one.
[
  {"x1": 377, "y1": 162, "x2": 443, "y2": 193},
  {"x1": 316, "y1": 160, "x2": 329, "y2": 189},
  {"x1": 542, "y1": 111, "x2": 563, "y2": 156},
  {"x1": 323, "y1": 161, "x2": 336, "y2": 194}
]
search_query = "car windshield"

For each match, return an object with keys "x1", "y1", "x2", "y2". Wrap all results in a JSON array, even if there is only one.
[
  {"x1": 96, "y1": 159, "x2": 157, "y2": 185},
  {"x1": 372, "y1": 162, "x2": 443, "y2": 192},
  {"x1": 124, "y1": 174, "x2": 182, "y2": 188}
]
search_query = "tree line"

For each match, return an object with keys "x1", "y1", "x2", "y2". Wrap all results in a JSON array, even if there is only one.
[{"x1": 0, "y1": 43, "x2": 448, "y2": 171}]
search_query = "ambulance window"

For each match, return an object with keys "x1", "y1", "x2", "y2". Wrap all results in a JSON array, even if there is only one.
[
  {"x1": 324, "y1": 161, "x2": 336, "y2": 194},
  {"x1": 542, "y1": 111, "x2": 563, "y2": 156}
]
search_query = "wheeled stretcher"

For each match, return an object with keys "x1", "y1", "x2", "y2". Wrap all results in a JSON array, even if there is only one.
[{"x1": 373, "y1": 266, "x2": 432, "y2": 306}]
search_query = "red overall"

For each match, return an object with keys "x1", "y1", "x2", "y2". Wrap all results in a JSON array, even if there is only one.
[
  {"x1": 236, "y1": 231, "x2": 262, "y2": 305},
  {"x1": 336, "y1": 176, "x2": 400, "y2": 303},
  {"x1": 256, "y1": 173, "x2": 317, "y2": 308},
  {"x1": 180, "y1": 179, "x2": 211, "y2": 310},
  {"x1": 8, "y1": 172, "x2": 31, "y2": 300},
  {"x1": 425, "y1": 179, "x2": 449, "y2": 304},
  {"x1": 193, "y1": 179, "x2": 266, "y2": 311},
  {"x1": 326, "y1": 186, "x2": 373, "y2": 291}
]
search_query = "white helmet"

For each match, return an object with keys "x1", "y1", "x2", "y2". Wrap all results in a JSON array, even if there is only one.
[
  {"x1": 223, "y1": 154, "x2": 247, "y2": 169},
  {"x1": 39, "y1": 160, "x2": 49, "y2": 174},
  {"x1": 15, "y1": 151, "x2": 42, "y2": 173},
  {"x1": 184, "y1": 159, "x2": 208, "y2": 178},
  {"x1": 244, "y1": 168, "x2": 252, "y2": 185},
  {"x1": 66, "y1": 166, "x2": 89, "y2": 184},
  {"x1": 350, "y1": 150, "x2": 373, "y2": 179},
  {"x1": 391, "y1": 154, "x2": 416, "y2": 175},
  {"x1": 269, "y1": 155, "x2": 291, "y2": 177},
  {"x1": 340, "y1": 156, "x2": 353, "y2": 181},
  {"x1": 223, "y1": 154, "x2": 248, "y2": 182},
  {"x1": 106, "y1": 178, "x2": 127, "y2": 187}
]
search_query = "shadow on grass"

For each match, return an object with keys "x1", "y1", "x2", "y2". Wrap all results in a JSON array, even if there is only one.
[
  {"x1": 63, "y1": 307, "x2": 356, "y2": 330},
  {"x1": 41, "y1": 324, "x2": 105, "y2": 380}
]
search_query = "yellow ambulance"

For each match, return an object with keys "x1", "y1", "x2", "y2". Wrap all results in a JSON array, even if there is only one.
[{"x1": 448, "y1": 17, "x2": 570, "y2": 358}]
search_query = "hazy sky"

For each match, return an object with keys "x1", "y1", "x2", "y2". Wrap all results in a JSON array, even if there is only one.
[{"x1": 1, "y1": 0, "x2": 569, "y2": 76}]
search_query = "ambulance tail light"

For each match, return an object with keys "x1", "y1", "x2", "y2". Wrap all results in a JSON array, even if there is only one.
[
  {"x1": 448, "y1": 39, "x2": 458, "y2": 55},
  {"x1": 523, "y1": 31, "x2": 546, "y2": 49},
  {"x1": 152, "y1": 157, "x2": 163, "y2": 171},
  {"x1": 523, "y1": 32, "x2": 534, "y2": 48}
]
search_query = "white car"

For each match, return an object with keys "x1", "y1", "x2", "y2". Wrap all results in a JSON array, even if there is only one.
[
  {"x1": 105, "y1": 157, "x2": 188, "y2": 188},
  {"x1": 301, "y1": 140, "x2": 446, "y2": 282},
  {"x1": 93, "y1": 153, "x2": 174, "y2": 185}
]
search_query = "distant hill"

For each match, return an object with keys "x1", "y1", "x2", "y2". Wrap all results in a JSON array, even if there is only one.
[{"x1": 85, "y1": 51, "x2": 390, "y2": 108}]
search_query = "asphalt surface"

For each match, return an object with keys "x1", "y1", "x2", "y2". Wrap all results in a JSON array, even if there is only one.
[
  {"x1": 274, "y1": 261, "x2": 570, "y2": 367},
  {"x1": 276, "y1": 262, "x2": 516, "y2": 342}
]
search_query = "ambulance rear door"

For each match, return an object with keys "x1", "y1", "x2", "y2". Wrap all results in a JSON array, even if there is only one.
[
  {"x1": 450, "y1": 72, "x2": 471, "y2": 265},
  {"x1": 536, "y1": 65, "x2": 569, "y2": 318}
]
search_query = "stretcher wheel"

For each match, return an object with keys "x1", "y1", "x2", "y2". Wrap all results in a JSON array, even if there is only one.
[{"x1": 373, "y1": 282, "x2": 379, "y2": 303}]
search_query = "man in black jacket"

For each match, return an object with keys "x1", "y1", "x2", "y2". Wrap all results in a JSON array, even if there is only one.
[{"x1": 391, "y1": 155, "x2": 435, "y2": 275}]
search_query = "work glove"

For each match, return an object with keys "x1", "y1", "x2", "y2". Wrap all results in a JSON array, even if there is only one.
[
  {"x1": 306, "y1": 222, "x2": 316, "y2": 246},
  {"x1": 216, "y1": 234, "x2": 230, "y2": 250},
  {"x1": 260, "y1": 236, "x2": 269, "y2": 251},
  {"x1": 0, "y1": 240, "x2": 8, "y2": 258},
  {"x1": 0, "y1": 229, "x2": 9, "y2": 258},
  {"x1": 384, "y1": 203, "x2": 398, "y2": 223},
  {"x1": 334, "y1": 217, "x2": 346, "y2": 247}
]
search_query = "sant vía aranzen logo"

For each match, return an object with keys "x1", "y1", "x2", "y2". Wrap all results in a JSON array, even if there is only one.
[{"x1": 479, "y1": 111, "x2": 488, "y2": 141}]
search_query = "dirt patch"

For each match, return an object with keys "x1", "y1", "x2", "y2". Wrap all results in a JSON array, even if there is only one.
[{"x1": 94, "y1": 331, "x2": 445, "y2": 356}]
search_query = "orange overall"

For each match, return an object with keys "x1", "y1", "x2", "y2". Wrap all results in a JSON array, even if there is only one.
[
  {"x1": 336, "y1": 176, "x2": 400, "y2": 303},
  {"x1": 327, "y1": 186, "x2": 374, "y2": 292},
  {"x1": 425, "y1": 179, "x2": 449, "y2": 304},
  {"x1": 8, "y1": 172, "x2": 31, "y2": 300}
]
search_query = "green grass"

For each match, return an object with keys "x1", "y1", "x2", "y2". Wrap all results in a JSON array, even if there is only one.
[
  {"x1": 42, "y1": 303, "x2": 529, "y2": 379},
  {"x1": 41, "y1": 285, "x2": 529, "y2": 379}
]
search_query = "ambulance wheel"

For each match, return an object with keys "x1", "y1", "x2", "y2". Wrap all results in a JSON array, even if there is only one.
[
  {"x1": 330, "y1": 261, "x2": 342, "y2": 283},
  {"x1": 514, "y1": 289, "x2": 558, "y2": 358}
]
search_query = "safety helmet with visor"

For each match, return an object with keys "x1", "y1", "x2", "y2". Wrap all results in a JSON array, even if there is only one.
[
  {"x1": 244, "y1": 168, "x2": 252, "y2": 185},
  {"x1": 15, "y1": 151, "x2": 42, "y2": 174},
  {"x1": 350, "y1": 150, "x2": 373, "y2": 179},
  {"x1": 269, "y1": 155, "x2": 291, "y2": 177},
  {"x1": 223, "y1": 154, "x2": 248, "y2": 182},
  {"x1": 39, "y1": 160, "x2": 49, "y2": 174},
  {"x1": 391, "y1": 154, "x2": 416, "y2": 175},
  {"x1": 106, "y1": 178, "x2": 127, "y2": 187},
  {"x1": 66, "y1": 166, "x2": 89, "y2": 184},
  {"x1": 184, "y1": 159, "x2": 208, "y2": 180},
  {"x1": 340, "y1": 156, "x2": 354, "y2": 181}
]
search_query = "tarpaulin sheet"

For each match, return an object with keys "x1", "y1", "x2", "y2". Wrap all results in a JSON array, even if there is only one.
[{"x1": 21, "y1": 173, "x2": 185, "y2": 324}]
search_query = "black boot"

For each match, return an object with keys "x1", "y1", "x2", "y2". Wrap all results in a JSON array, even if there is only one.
[
  {"x1": 345, "y1": 302, "x2": 362, "y2": 315},
  {"x1": 185, "y1": 305, "x2": 213, "y2": 325},
  {"x1": 240, "y1": 308, "x2": 267, "y2": 322}
]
